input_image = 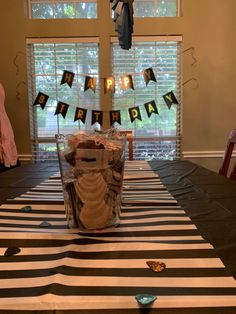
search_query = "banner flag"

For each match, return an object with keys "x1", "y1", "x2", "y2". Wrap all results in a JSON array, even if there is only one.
[
  {"x1": 142, "y1": 67, "x2": 157, "y2": 86},
  {"x1": 104, "y1": 76, "x2": 115, "y2": 93},
  {"x1": 74, "y1": 107, "x2": 87, "y2": 123},
  {"x1": 121, "y1": 75, "x2": 134, "y2": 90},
  {"x1": 92, "y1": 110, "x2": 103, "y2": 125},
  {"x1": 109, "y1": 110, "x2": 121, "y2": 126},
  {"x1": 129, "y1": 106, "x2": 142, "y2": 123},
  {"x1": 60, "y1": 70, "x2": 75, "y2": 88},
  {"x1": 84, "y1": 76, "x2": 96, "y2": 93},
  {"x1": 54, "y1": 101, "x2": 69, "y2": 118},
  {"x1": 34, "y1": 67, "x2": 178, "y2": 125},
  {"x1": 33, "y1": 92, "x2": 49, "y2": 110},
  {"x1": 163, "y1": 91, "x2": 179, "y2": 109},
  {"x1": 144, "y1": 100, "x2": 159, "y2": 118}
]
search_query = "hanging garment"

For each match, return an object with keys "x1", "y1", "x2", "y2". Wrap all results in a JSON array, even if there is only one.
[
  {"x1": 0, "y1": 82, "x2": 18, "y2": 168},
  {"x1": 111, "y1": 0, "x2": 134, "y2": 50}
]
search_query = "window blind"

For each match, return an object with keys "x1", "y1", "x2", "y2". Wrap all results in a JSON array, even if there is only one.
[
  {"x1": 27, "y1": 36, "x2": 182, "y2": 162},
  {"x1": 112, "y1": 36, "x2": 182, "y2": 160},
  {"x1": 27, "y1": 38, "x2": 99, "y2": 162}
]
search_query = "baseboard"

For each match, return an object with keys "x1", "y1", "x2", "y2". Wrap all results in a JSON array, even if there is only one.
[
  {"x1": 18, "y1": 155, "x2": 32, "y2": 162},
  {"x1": 182, "y1": 151, "x2": 235, "y2": 158},
  {"x1": 19, "y1": 151, "x2": 235, "y2": 162}
]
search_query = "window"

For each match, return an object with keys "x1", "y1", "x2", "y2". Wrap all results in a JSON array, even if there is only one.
[
  {"x1": 27, "y1": 36, "x2": 181, "y2": 161},
  {"x1": 28, "y1": 0, "x2": 97, "y2": 19},
  {"x1": 27, "y1": 38, "x2": 99, "y2": 161},
  {"x1": 112, "y1": 36, "x2": 182, "y2": 160}
]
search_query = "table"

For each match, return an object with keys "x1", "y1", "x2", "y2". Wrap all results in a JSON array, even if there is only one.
[{"x1": 0, "y1": 160, "x2": 236, "y2": 314}]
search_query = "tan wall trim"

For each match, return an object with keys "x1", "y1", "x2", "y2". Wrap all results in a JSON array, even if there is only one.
[
  {"x1": 182, "y1": 151, "x2": 236, "y2": 159},
  {"x1": 18, "y1": 155, "x2": 32, "y2": 162},
  {"x1": 19, "y1": 151, "x2": 236, "y2": 162}
]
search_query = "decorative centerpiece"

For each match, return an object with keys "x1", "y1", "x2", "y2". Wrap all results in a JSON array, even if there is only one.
[{"x1": 56, "y1": 129, "x2": 126, "y2": 231}]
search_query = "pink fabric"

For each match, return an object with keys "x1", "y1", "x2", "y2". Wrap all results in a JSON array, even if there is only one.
[{"x1": 0, "y1": 83, "x2": 18, "y2": 167}]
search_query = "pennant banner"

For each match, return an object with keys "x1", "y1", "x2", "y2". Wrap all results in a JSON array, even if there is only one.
[
  {"x1": 34, "y1": 66, "x2": 181, "y2": 94},
  {"x1": 129, "y1": 106, "x2": 142, "y2": 123},
  {"x1": 84, "y1": 76, "x2": 96, "y2": 93},
  {"x1": 74, "y1": 107, "x2": 87, "y2": 123},
  {"x1": 33, "y1": 92, "x2": 49, "y2": 110},
  {"x1": 110, "y1": 110, "x2": 121, "y2": 126},
  {"x1": 33, "y1": 69, "x2": 179, "y2": 126},
  {"x1": 54, "y1": 102, "x2": 69, "y2": 119},
  {"x1": 142, "y1": 67, "x2": 157, "y2": 86},
  {"x1": 144, "y1": 100, "x2": 159, "y2": 118},
  {"x1": 60, "y1": 70, "x2": 75, "y2": 88},
  {"x1": 92, "y1": 110, "x2": 103, "y2": 126},
  {"x1": 33, "y1": 91, "x2": 178, "y2": 126},
  {"x1": 163, "y1": 91, "x2": 179, "y2": 109}
]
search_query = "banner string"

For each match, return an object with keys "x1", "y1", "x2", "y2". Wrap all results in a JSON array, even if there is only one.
[
  {"x1": 16, "y1": 81, "x2": 27, "y2": 101},
  {"x1": 182, "y1": 77, "x2": 199, "y2": 89},
  {"x1": 180, "y1": 47, "x2": 197, "y2": 66},
  {"x1": 13, "y1": 51, "x2": 26, "y2": 75}
]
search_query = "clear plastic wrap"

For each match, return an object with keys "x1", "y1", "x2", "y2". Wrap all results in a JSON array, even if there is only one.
[{"x1": 56, "y1": 129, "x2": 126, "y2": 230}]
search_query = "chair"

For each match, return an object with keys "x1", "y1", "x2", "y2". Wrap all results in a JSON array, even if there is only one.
[
  {"x1": 219, "y1": 129, "x2": 236, "y2": 180},
  {"x1": 119, "y1": 130, "x2": 133, "y2": 161}
]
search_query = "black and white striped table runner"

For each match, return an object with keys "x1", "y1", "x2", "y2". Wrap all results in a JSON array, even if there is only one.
[{"x1": 0, "y1": 161, "x2": 235, "y2": 313}]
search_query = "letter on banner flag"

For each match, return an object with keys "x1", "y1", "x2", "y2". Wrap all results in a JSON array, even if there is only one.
[
  {"x1": 33, "y1": 92, "x2": 49, "y2": 110},
  {"x1": 109, "y1": 110, "x2": 121, "y2": 126},
  {"x1": 128, "y1": 106, "x2": 142, "y2": 123},
  {"x1": 104, "y1": 76, "x2": 115, "y2": 93},
  {"x1": 142, "y1": 67, "x2": 157, "y2": 86},
  {"x1": 163, "y1": 91, "x2": 179, "y2": 109},
  {"x1": 121, "y1": 75, "x2": 134, "y2": 90},
  {"x1": 54, "y1": 102, "x2": 69, "y2": 118},
  {"x1": 60, "y1": 70, "x2": 75, "y2": 88},
  {"x1": 144, "y1": 100, "x2": 159, "y2": 118},
  {"x1": 84, "y1": 76, "x2": 96, "y2": 93},
  {"x1": 74, "y1": 107, "x2": 87, "y2": 123},
  {"x1": 92, "y1": 110, "x2": 103, "y2": 125}
]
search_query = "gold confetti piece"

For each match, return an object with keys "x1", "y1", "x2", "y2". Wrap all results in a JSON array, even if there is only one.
[{"x1": 146, "y1": 260, "x2": 166, "y2": 273}]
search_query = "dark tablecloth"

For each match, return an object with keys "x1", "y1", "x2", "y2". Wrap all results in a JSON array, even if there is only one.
[{"x1": 150, "y1": 160, "x2": 236, "y2": 279}]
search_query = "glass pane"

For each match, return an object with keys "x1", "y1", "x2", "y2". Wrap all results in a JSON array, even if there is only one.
[
  {"x1": 134, "y1": 0, "x2": 178, "y2": 17},
  {"x1": 158, "y1": 0, "x2": 178, "y2": 16},
  {"x1": 134, "y1": 140, "x2": 179, "y2": 160},
  {"x1": 34, "y1": 143, "x2": 58, "y2": 162},
  {"x1": 29, "y1": 1, "x2": 97, "y2": 19},
  {"x1": 134, "y1": 1, "x2": 155, "y2": 17},
  {"x1": 31, "y1": 42, "x2": 99, "y2": 139},
  {"x1": 31, "y1": 3, "x2": 53, "y2": 19},
  {"x1": 76, "y1": 2, "x2": 97, "y2": 18},
  {"x1": 54, "y1": 2, "x2": 75, "y2": 18},
  {"x1": 36, "y1": 103, "x2": 58, "y2": 137}
]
